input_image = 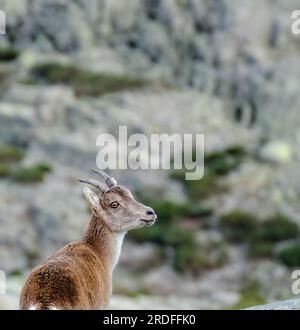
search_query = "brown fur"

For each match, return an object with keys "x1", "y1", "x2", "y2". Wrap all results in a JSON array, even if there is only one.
[{"x1": 19, "y1": 184, "x2": 156, "y2": 310}]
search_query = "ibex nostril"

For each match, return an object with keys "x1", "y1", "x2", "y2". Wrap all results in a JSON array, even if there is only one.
[{"x1": 146, "y1": 209, "x2": 155, "y2": 216}]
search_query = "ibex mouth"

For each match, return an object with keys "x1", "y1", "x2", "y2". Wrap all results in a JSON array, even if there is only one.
[{"x1": 140, "y1": 219, "x2": 156, "y2": 225}]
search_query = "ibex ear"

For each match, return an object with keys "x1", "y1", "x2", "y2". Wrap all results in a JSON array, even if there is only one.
[{"x1": 83, "y1": 187, "x2": 100, "y2": 211}]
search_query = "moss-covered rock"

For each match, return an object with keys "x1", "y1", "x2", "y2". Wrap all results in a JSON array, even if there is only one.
[
  {"x1": 174, "y1": 239, "x2": 228, "y2": 274},
  {"x1": 259, "y1": 214, "x2": 299, "y2": 243},
  {"x1": 0, "y1": 164, "x2": 11, "y2": 178},
  {"x1": 230, "y1": 281, "x2": 266, "y2": 309},
  {"x1": 248, "y1": 241, "x2": 274, "y2": 259},
  {"x1": 219, "y1": 210, "x2": 258, "y2": 243},
  {"x1": 170, "y1": 170, "x2": 223, "y2": 199},
  {"x1": 31, "y1": 63, "x2": 149, "y2": 97},
  {"x1": 278, "y1": 242, "x2": 300, "y2": 267},
  {"x1": 0, "y1": 48, "x2": 19, "y2": 62},
  {"x1": 248, "y1": 214, "x2": 299, "y2": 259},
  {"x1": 0, "y1": 145, "x2": 24, "y2": 163},
  {"x1": 11, "y1": 163, "x2": 52, "y2": 183},
  {"x1": 204, "y1": 145, "x2": 246, "y2": 176}
]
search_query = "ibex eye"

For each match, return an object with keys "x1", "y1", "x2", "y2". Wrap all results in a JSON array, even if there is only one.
[{"x1": 110, "y1": 201, "x2": 119, "y2": 208}]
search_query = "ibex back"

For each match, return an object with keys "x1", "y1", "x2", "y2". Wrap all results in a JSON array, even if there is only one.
[{"x1": 20, "y1": 170, "x2": 157, "y2": 310}]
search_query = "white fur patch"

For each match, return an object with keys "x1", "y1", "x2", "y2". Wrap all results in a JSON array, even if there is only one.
[
  {"x1": 28, "y1": 304, "x2": 60, "y2": 310},
  {"x1": 113, "y1": 232, "x2": 126, "y2": 269},
  {"x1": 29, "y1": 305, "x2": 37, "y2": 310}
]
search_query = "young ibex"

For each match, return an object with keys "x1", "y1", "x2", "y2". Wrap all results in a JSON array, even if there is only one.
[{"x1": 20, "y1": 170, "x2": 157, "y2": 310}]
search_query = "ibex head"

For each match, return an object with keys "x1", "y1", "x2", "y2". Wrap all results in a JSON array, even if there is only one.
[{"x1": 79, "y1": 170, "x2": 157, "y2": 232}]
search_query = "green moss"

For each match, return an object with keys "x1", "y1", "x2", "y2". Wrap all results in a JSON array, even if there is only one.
[
  {"x1": 35, "y1": 162, "x2": 52, "y2": 173},
  {"x1": 150, "y1": 200, "x2": 181, "y2": 224},
  {"x1": 170, "y1": 145, "x2": 246, "y2": 190},
  {"x1": 19, "y1": 78, "x2": 37, "y2": 85},
  {"x1": 174, "y1": 240, "x2": 228, "y2": 274},
  {"x1": 0, "y1": 48, "x2": 19, "y2": 62},
  {"x1": 12, "y1": 162, "x2": 52, "y2": 183},
  {"x1": 129, "y1": 222, "x2": 198, "y2": 274},
  {"x1": 169, "y1": 169, "x2": 186, "y2": 181},
  {"x1": 129, "y1": 224, "x2": 228, "y2": 274},
  {"x1": 165, "y1": 226, "x2": 196, "y2": 247},
  {"x1": 188, "y1": 173, "x2": 225, "y2": 199},
  {"x1": 169, "y1": 145, "x2": 246, "y2": 198},
  {"x1": 130, "y1": 217, "x2": 228, "y2": 274},
  {"x1": 204, "y1": 145, "x2": 246, "y2": 176},
  {"x1": 205, "y1": 152, "x2": 237, "y2": 176},
  {"x1": 259, "y1": 215, "x2": 299, "y2": 243},
  {"x1": 114, "y1": 285, "x2": 153, "y2": 297},
  {"x1": 32, "y1": 63, "x2": 78, "y2": 83},
  {"x1": 170, "y1": 170, "x2": 223, "y2": 200},
  {"x1": 225, "y1": 145, "x2": 247, "y2": 158},
  {"x1": 180, "y1": 203, "x2": 213, "y2": 218},
  {"x1": 219, "y1": 210, "x2": 258, "y2": 243},
  {"x1": 10, "y1": 269, "x2": 22, "y2": 276},
  {"x1": 0, "y1": 145, "x2": 24, "y2": 163},
  {"x1": 0, "y1": 164, "x2": 10, "y2": 178},
  {"x1": 128, "y1": 200, "x2": 203, "y2": 274},
  {"x1": 230, "y1": 281, "x2": 266, "y2": 310},
  {"x1": 129, "y1": 222, "x2": 195, "y2": 247},
  {"x1": 124, "y1": 288, "x2": 153, "y2": 298},
  {"x1": 128, "y1": 223, "x2": 166, "y2": 245},
  {"x1": 174, "y1": 245, "x2": 206, "y2": 273},
  {"x1": 247, "y1": 214, "x2": 299, "y2": 260},
  {"x1": 129, "y1": 197, "x2": 227, "y2": 274},
  {"x1": 128, "y1": 199, "x2": 210, "y2": 244},
  {"x1": 134, "y1": 199, "x2": 211, "y2": 224},
  {"x1": 278, "y1": 242, "x2": 300, "y2": 267},
  {"x1": 31, "y1": 63, "x2": 148, "y2": 97},
  {"x1": 248, "y1": 241, "x2": 274, "y2": 259}
]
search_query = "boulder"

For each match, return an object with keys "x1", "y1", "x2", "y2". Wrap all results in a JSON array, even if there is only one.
[{"x1": 259, "y1": 141, "x2": 294, "y2": 164}]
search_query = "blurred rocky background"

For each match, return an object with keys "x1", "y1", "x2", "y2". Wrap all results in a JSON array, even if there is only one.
[{"x1": 0, "y1": 0, "x2": 300, "y2": 309}]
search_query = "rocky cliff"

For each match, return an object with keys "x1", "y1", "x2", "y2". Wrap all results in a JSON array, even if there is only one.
[{"x1": 0, "y1": 0, "x2": 300, "y2": 309}]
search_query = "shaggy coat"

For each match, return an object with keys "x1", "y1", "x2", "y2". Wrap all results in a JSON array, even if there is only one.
[{"x1": 20, "y1": 177, "x2": 156, "y2": 310}]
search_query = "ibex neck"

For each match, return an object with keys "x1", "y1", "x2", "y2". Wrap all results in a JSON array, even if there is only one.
[{"x1": 82, "y1": 215, "x2": 125, "y2": 272}]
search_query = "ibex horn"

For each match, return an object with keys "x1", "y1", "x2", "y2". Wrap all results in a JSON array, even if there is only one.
[
  {"x1": 78, "y1": 178, "x2": 108, "y2": 192},
  {"x1": 91, "y1": 169, "x2": 117, "y2": 187}
]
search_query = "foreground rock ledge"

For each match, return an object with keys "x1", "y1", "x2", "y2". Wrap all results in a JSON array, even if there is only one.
[{"x1": 247, "y1": 299, "x2": 300, "y2": 310}]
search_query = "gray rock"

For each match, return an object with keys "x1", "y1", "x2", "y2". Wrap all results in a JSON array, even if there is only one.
[
  {"x1": 259, "y1": 140, "x2": 294, "y2": 164},
  {"x1": 247, "y1": 298, "x2": 300, "y2": 310}
]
